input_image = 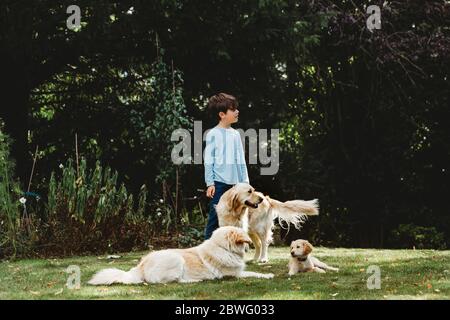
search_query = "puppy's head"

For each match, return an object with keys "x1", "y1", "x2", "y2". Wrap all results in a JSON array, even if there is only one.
[
  {"x1": 290, "y1": 239, "x2": 313, "y2": 258},
  {"x1": 226, "y1": 183, "x2": 263, "y2": 211},
  {"x1": 211, "y1": 226, "x2": 252, "y2": 255}
]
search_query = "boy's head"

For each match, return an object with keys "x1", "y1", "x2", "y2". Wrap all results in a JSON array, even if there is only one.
[{"x1": 207, "y1": 93, "x2": 239, "y2": 124}]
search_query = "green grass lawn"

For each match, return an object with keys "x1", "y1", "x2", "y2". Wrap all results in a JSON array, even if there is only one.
[{"x1": 0, "y1": 247, "x2": 449, "y2": 300}]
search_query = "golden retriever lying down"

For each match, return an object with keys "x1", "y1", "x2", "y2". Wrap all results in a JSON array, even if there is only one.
[
  {"x1": 216, "y1": 183, "x2": 319, "y2": 263},
  {"x1": 288, "y1": 239, "x2": 339, "y2": 274},
  {"x1": 88, "y1": 226, "x2": 274, "y2": 285}
]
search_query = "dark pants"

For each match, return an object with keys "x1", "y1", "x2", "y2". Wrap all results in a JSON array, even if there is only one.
[{"x1": 204, "y1": 181, "x2": 233, "y2": 240}]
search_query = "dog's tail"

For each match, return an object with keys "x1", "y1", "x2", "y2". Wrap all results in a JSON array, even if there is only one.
[
  {"x1": 88, "y1": 266, "x2": 143, "y2": 285},
  {"x1": 268, "y1": 197, "x2": 319, "y2": 230}
]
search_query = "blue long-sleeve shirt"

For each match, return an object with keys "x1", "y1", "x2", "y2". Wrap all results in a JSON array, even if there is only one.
[{"x1": 204, "y1": 126, "x2": 249, "y2": 187}]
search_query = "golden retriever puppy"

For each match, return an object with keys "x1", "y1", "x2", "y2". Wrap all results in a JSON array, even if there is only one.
[
  {"x1": 288, "y1": 239, "x2": 339, "y2": 275},
  {"x1": 216, "y1": 183, "x2": 319, "y2": 263},
  {"x1": 88, "y1": 226, "x2": 274, "y2": 285}
]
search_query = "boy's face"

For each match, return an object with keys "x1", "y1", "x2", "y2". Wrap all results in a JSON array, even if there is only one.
[{"x1": 219, "y1": 108, "x2": 239, "y2": 124}]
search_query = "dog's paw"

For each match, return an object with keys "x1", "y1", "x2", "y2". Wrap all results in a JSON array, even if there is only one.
[
  {"x1": 258, "y1": 258, "x2": 269, "y2": 264},
  {"x1": 328, "y1": 267, "x2": 339, "y2": 272},
  {"x1": 263, "y1": 273, "x2": 274, "y2": 279}
]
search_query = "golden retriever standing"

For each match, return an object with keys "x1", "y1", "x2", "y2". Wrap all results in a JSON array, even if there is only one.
[
  {"x1": 216, "y1": 183, "x2": 319, "y2": 263},
  {"x1": 88, "y1": 226, "x2": 274, "y2": 285},
  {"x1": 288, "y1": 239, "x2": 339, "y2": 275}
]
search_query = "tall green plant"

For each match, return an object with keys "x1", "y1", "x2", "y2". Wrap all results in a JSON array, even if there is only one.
[
  {"x1": 31, "y1": 157, "x2": 155, "y2": 256},
  {"x1": 0, "y1": 120, "x2": 22, "y2": 258},
  {"x1": 47, "y1": 158, "x2": 144, "y2": 225},
  {"x1": 129, "y1": 58, "x2": 192, "y2": 183},
  {"x1": 128, "y1": 58, "x2": 192, "y2": 229}
]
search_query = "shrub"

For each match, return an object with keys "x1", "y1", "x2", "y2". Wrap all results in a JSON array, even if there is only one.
[
  {"x1": 390, "y1": 223, "x2": 447, "y2": 250},
  {"x1": 34, "y1": 158, "x2": 154, "y2": 256},
  {"x1": 177, "y1": 226, "x2": 204, "y2": 248},
  {"x1": 0, "y1": 150, "x2": 161, "y2": 259},
  {"x1": 0, "y1": 120, "x2": 28, "y2": 258}
]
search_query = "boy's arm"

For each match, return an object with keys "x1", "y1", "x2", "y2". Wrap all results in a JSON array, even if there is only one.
[
  {"x1": 237, "y1": 134, "x2": 250, "y2": 184},
  {"x1": 243, "y1": 166, "x2": 249, "y2": 184},
  {"x1": 204, "y1": 133, "x2": 215, "y2": 187},
  {"x1": 240, "y1": 162, "x2": 249, "y2": 184}
]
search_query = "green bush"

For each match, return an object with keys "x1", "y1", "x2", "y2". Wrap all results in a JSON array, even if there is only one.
[
  {"x1": 128, "y1": 59, "x2": 192, "y2": 184},
  {"x1": 390, "y1": 223, "x2": 447, "y2": 250},
  {"x1": 1, "y1": 120, "x2": 205, "y2": 259},
  {"x1": 0, "y1": 120, "x2": 27, "y2": 258},
  {"x1": 0, "y1": 148, "x2": 161, "y2": 259},
  {"x1": 34, "y1": 158, "x2": 155, "y2": 256},
  {"x1": 177, "y1": 226, "x2": 204, "y2": 248}
]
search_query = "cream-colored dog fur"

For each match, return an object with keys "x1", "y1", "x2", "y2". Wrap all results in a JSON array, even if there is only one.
[
  {"x1": 288, "y1": 239, "x2": 339, "y2": 275},
  {"x1": 88, "y1": 226, "x2": 274, "y2": 285},
  {"x1": 216, "y1": 183, "x2": 319, "y2": 263}
]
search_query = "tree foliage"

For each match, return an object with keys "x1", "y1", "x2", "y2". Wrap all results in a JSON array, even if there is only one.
[{"x1": 0, "y1": 0, "x2": 449, "y2": 250}]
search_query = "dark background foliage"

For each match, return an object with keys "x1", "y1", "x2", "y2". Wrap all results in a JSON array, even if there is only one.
[{"x1": 0, "y1": 0, "x2": 448, "y2": 255}]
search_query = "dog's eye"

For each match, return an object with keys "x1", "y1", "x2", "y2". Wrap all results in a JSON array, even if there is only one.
[
  {"x1": 297, "y1": 246, "x2": 300, "y2": 248},
  {"x1": 248, "y1": 190, "x2": 252, "y2": 193}
]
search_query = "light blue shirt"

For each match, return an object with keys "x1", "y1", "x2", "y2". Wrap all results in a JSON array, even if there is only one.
[{"x1": 204, "y1": 126, "x2": 249, "y2": 187}]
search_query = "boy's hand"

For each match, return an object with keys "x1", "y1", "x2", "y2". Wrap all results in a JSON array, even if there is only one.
[{"x1": 206, "y1": 185, "x2": 215, "y2": 198}]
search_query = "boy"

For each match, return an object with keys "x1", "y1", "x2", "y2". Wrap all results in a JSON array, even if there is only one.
[{"x1": 203, "y1": 93, "x2": 249, "y2": 239}]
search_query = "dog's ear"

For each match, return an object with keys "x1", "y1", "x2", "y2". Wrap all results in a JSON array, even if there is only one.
[
  {"x1": 229, "y1": 230, "x2": 252, "y2": 245},
  {"x1": 236, "y1": 233, "x2": 252, "y2": 245},
  {"x1": 304, "y1": 241, "x2": 313, "y2": 255},
  {"x1": 226, "y1": 189, "x2": 239, "y2": 211}
]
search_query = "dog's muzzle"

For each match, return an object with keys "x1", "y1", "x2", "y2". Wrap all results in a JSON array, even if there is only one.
[
  {"x1": 245, "y1": 200, "x2": 258, "y2": 208},
  {"x1": 291, "y1": 253, "x2": 308, "y2": 261},
  {"x1": 245, "y1": 197, "x2": 263, "y2": 209}
]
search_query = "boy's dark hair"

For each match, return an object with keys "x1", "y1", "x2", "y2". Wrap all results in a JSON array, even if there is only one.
[{"x1": 207, "y1": 93, "x2": 238, "y2": 122}]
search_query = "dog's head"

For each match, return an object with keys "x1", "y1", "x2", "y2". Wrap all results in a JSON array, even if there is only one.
[
  {"x1": 225, "y1": 183, "x2": 264, "y2": 211},
  {"x1": 290, "y1": 239, "x2": 313, "y2": 258},
  {"x1": 211, "y1": 226, "x2": 252, "y2": 255}
]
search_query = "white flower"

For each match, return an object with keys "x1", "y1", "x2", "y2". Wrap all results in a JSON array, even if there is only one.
[
  {"x1": 159, "y1": 199, "x2": 164, "y2": 203},
  {"x1": 59, "y1": 164, "x2": 64, "y2": 169},
  {"x1": 19, "y1": 197, "x2": 27, "y2": 204},
  {"x1": 157, "y1": 212, "x2": 162, "y2": 217}
]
